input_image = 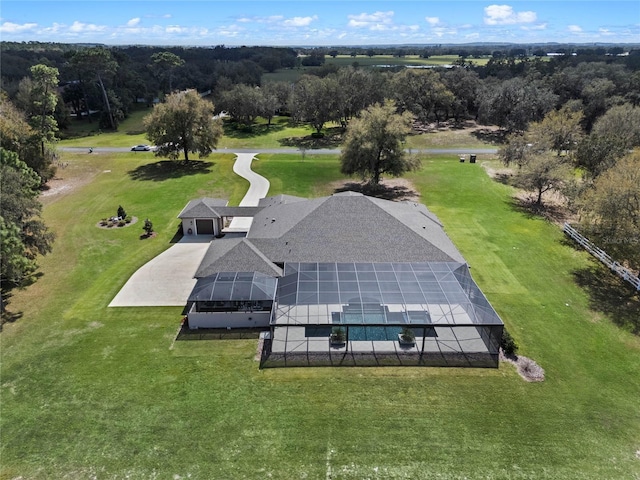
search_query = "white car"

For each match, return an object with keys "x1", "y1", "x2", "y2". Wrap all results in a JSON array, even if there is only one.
[{"x1": 131, "y1": 144, "x2": 152, "y2": 151}]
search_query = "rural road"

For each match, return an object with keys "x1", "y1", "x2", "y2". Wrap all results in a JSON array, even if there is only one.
[{"x1": 60, "y1": 147, "x2": 499, "y2": 155}]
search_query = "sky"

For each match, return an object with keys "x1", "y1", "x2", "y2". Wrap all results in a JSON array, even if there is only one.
[{"x1": 1, "y1": 1, "x2": 639, "y2": 46}]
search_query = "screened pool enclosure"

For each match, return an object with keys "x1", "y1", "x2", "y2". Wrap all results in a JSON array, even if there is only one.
[{"x1": 259, "y1": 262, "x2": 503, "y2": 368}]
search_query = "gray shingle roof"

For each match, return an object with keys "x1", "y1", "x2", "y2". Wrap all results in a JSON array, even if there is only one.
[
  {"x1": 196, "y1": 238, "x2": 283, "y2": 278},
  {"x1": 177, "y1": 198, "x2": 228, "y2": 219},
  {"x1": 248, "y1": 193, "x2": 464, "y2": 264},
  {"x1": 192, "y1": 192, "x2": 466, "y2": 279}
]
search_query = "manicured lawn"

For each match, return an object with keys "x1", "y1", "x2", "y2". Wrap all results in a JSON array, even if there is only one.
[{"x1": 1, "y1": 151, "x2": 639, "y2": 478}]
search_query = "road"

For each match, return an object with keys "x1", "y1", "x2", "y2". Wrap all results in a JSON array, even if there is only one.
[{"x1": 60, "y1": 146, "x2": 499, "y2": 155}]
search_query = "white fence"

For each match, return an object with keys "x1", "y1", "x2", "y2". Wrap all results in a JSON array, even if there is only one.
[{"x1": 563, "y1": 223, "x2": 640, "y2": 291}]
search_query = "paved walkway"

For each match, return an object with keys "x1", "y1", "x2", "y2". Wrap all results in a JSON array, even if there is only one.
[
  {"x1": 225, "y1": 152, "x2": 270, "y2": 232},
  {"x1": 109, "y1": 152, "x2": 270, "y2": 307}
]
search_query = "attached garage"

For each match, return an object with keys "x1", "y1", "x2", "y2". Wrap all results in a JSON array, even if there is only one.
[{"x1": 196, "y1": 219, "x2": 214, "y2": 235}]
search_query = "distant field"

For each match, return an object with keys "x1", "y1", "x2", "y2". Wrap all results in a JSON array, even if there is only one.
[
  {"x1": 263, "y1": 55, "x2": 489, "y2": 83},
  {"x1": 2, "y1": 142, "x2": 639, "y2": 478}
]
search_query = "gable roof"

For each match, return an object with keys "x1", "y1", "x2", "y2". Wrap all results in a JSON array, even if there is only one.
[
  {"x1": 178, "y1": 198, "x2": 228, "y2": 219},
  {"x1": 196, "y1": 237, "x2": 283, "y2": 278}
]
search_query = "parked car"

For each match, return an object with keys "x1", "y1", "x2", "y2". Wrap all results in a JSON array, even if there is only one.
[{"x1": 131, "y1": 144, "x2": 152, "y2": 151}]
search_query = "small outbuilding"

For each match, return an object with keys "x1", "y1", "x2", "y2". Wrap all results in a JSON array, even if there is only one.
[{"x1": 177, "y1": 198, "x2": 228, "y2": 236}]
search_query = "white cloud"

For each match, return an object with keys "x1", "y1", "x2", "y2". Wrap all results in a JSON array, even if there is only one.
[
  {"x1": 348, "y1": 11, "x2": 394, "y2": 29},
  {"x1": 425, "y1": 17, "x2": 440, "y2": 26},
  {"x1": 568, "y1": 24, "x2": 583, "y2": 33},
  {"x1": 484, "y1": 5, "x2": 537, "y2": 25},
  {"x1": 283, "y1": 16, "x2": 318, "y2": 27},
  {"x1": 0, "y1": 21, "x2": 38, "y2": 33},
  {"x1": 69, "y1": 21, "x2": 106, "y2": 33},
  {"x1": 521, "y1": 23, "x2": 547, "y2": 31},
  {"x1": 127, "y1": 18, "x2": 141, "y2": 27}
]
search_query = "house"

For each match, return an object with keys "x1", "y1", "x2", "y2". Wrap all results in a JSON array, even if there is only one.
[{"x1": 180, "y1": 192, "x2": 503, "y2": 368}]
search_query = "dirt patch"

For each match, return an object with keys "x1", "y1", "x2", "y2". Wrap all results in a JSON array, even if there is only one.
[
  {"x1": 40, "y1": 158, "x2": 102, "y2": 205},
  {"x1": 330, "y1": 178, "x2": 420, "y2": 202},
  {"x1": 500, "y1": 350, "x2": 545, "y2": 382}
]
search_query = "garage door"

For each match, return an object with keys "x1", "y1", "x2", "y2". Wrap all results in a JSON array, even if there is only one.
[{"x1": 195, "y1": 219, "x2": 214, "y2": 235}]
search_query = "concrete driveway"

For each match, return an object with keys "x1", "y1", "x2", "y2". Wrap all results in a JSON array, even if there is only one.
[
  {"x1": 225, "y1": 152, "x2": 270, "y2": 232},
  {"x1": 109, "y1": 152, "x2": 271, "y2": 307},
  {"x1": 108, "y1": 236, "x2": 211, "y2": 307}
]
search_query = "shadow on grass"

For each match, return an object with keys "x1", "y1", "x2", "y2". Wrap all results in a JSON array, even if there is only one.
[
  {"x1": 169, "y1": 224, "x2": 185, "y2": 244},
  {"x1": 0, "y1": 308, "x2": 23, "y2": 330},
  {"x1": 279, "y1": 127, "x2": 343, "y2": 149},
  {"x1": 223, "y1": 121, "x2": 286, "y2": 139},
  {"x1": 334, "y1": 182, "x2": 419, "y2": 201},
  {"x1": 472, "y1": 128, "x2": 508, "y2": 145},
  {"x1": 572, "y1": 263, "x2": 640, "y2": 335},
  {"x1": 128, "y1": 160, "x2": 214, "y2": 182},
  {"x1": 508, "y1": 196, "x2": 569, "y2": 224}
]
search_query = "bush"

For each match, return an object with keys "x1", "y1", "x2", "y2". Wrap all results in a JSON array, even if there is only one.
[
  {"x1": 125, "y1": 215, "x2": 132, "y2": 224},
  {"x1": 400, "y1": 326, "x2": 416, "y2": 342},
  {"x1": 500, "y1": 328, "x2": 518, "y2": 356},
  {"x1": 118, "y1": 220, "x2": 127, "y2": 227},
  {"x1": 117, "y1": 205, "x2": 127, "y2": 220},
  {"x1": 100, "y1": 218, "x2": 108, "y2": 226},
  {"x1": 143, "y1": 218, "x2": 154, "y2": 236}
]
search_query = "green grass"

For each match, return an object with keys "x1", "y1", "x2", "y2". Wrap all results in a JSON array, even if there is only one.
[
  {"x1": 59, "y1": 106, "x2": 153, "y2": 147},
  {"x1": 1, "y1": 151, "x2": 639, "y2": 478}
]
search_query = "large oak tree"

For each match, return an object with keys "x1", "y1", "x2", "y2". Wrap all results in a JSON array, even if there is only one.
[
  {"x1": 143, "y1": 89, "x2": 223, "y2": 161},
  {"x1": 340, "y1": 101, "x2": 419, "y2": 186}
]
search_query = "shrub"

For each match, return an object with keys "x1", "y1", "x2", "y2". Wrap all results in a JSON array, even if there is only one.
[
  {"x1": 117, "y1": 205, "x2": 127, "y2": 219},
  {"x1": 143, "y1": 218, "x2": 154, "y2": 236},
  {"x1": 100, "y1": 218, "x2": 108, "y2": 226},
  {"x1": 400, "y1": 326, "x2": 416, "y2": 342},
  {"x1": 118, "y1": 220, "x2": 126, "y2": 227},
  {"x1": 330, "y1": 327, "x2": 345, "y2": 343},
  {"x1": 125, "y1": 215, "x2": 132, "y2": 224},
  {"x1": 500, "y1": 328, "x2": 518, "y2": 356}
]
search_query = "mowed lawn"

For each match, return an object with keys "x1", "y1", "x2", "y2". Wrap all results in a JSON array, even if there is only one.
[{"x1": 1, "y1": 149, "x2": 639, "y2": 479}]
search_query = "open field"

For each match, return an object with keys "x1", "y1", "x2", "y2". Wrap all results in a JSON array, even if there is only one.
[
  {"x1": 1, "y1": 130, "x2": 639, "y2": 478},
  {"x1": 262, "y1": 55, "x2": 490, "y2": 83}
]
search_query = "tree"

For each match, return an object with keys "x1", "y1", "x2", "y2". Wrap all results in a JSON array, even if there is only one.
[
  {"x1": 591, "y1": 103, "x2": 640, "y2": 149},
  {"x1": 528, "y1": 105, "x2": 584, "y2": 156},
  {"x1": 479, "y1": 77, "x2": 558, "y2": 133},
  {"x1": 579, "y1": 152, "x2": 640, "y2": 265},
  {"x1": 334, "y1": 68, "x2": 386, "y2": 127},
  {"x1": 143, "y1": 90, "x2": 223, "y2": 162},
  {"x1": 0, "y1": 93, "x2": 55, "y2": 183},
  {"x1": 16, "y1": 65, "x2": 60, "y2": 159},
  {"x1": 511, "y1": 154, "x2": 571, "y2": 206},
  {"x1": 340, "y1": 101, "x2": 420, "y2": 185},
  {"x1": 574, "y1": 134, "x2": 627, "y2": 179},
  {"x1": 392, "y1": 69, "x2": 454, "y2": 125},
  {"x1": 70, "y1": 47, "x2": 119, "y2": 129},
  {"x1": 150, "y1": 51, "x2": 185, "y2": 93},
  {"x1": 1, "y1": 148, "x2": 54, "y2": 314},
  {"x1": 218, "y1": 84, "x2": 263, "y2": 125},
  {"x1": 290, "y1": 75, "x2": 340, "y2": 135}
]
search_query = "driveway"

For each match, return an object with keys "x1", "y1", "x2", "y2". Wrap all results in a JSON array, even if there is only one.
[
  {"x1": 225, "y1": 152, "x2": 270, "y2": 232},
  {"x1": 108, "y1": 236, "x2": 211, "y2": 307},
  {"x1": 109, "y1": 152, "x2": 270, "y2": 307}
]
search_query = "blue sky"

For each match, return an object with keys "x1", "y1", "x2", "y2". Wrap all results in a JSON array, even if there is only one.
[{"x1": 1, "y1": 1, "x2": 639, "y2": 46}]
